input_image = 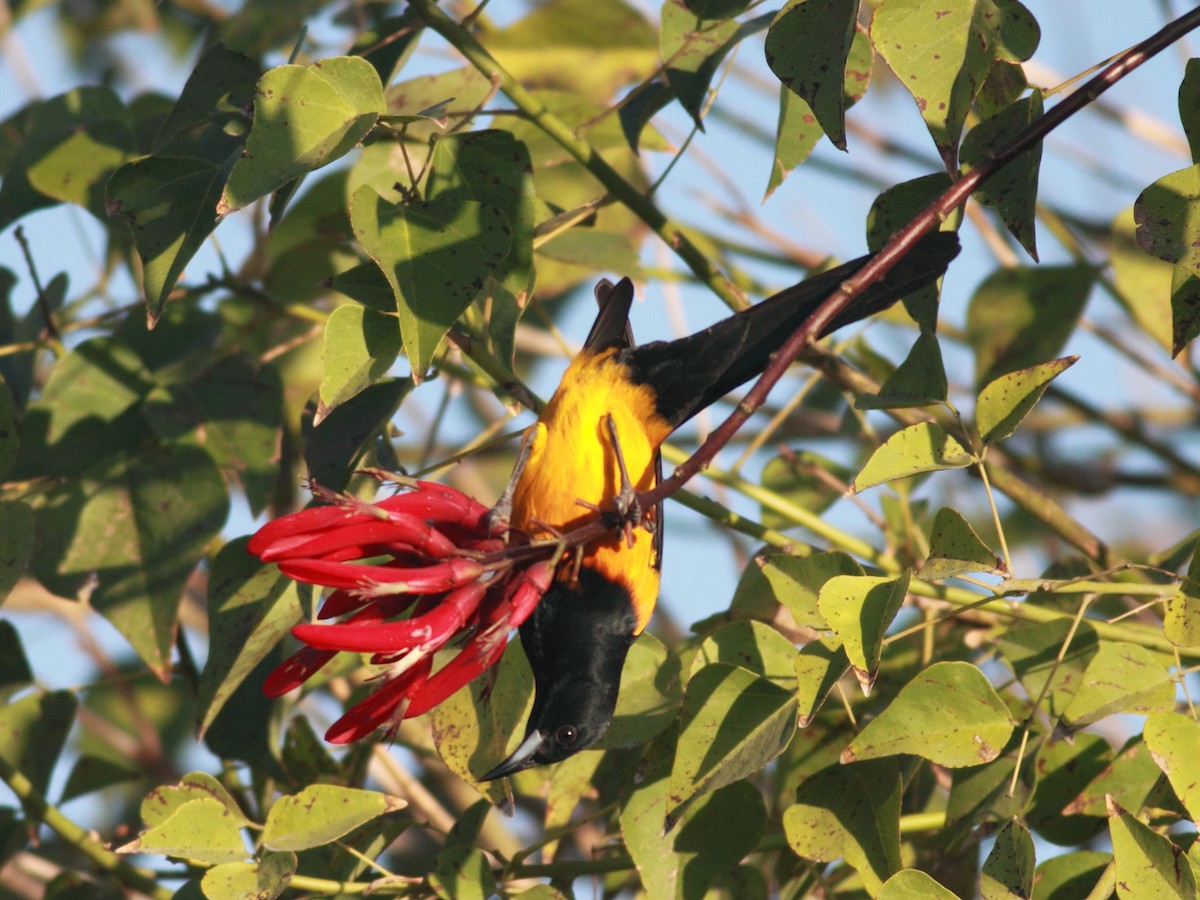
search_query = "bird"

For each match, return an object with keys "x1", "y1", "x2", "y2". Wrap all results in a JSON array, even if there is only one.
[{"x1": 480, "y1": 232, "x2": 960, "y2": 779}]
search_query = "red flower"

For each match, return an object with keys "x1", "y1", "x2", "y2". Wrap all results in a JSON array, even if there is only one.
[{"x1": 248, "y1": 479, "x2": 551, "y2": 743}]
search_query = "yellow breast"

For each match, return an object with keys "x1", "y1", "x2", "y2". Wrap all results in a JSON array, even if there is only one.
[{"x1": 510, "y1": 348, "x2": 672, "y2": 632}]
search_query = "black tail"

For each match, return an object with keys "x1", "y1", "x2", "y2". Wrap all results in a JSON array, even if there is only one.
[{"x1": 625, "y1": 231, "x2": 960, "y2": 428}]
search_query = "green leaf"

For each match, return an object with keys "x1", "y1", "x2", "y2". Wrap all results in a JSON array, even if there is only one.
[
  {"x1": 429, "y1": 845, "x2": 495, "y2": 900},
  {"x1": 1164, "y1": 540, "x2": 1200, "y2": 647},
  {"x1": 795, "y1": 637, "x2": 849, "y2": 726},
  {"x1": 329, "y1": 263, "x2": 397, "y2": 312},
  {"x1": 1181, "y1": 58, "x2": 1200, "y2": 162},
  {"x1": 30, "y1": 444, "x2": 229, "y2": 679},
  {"x1": 765, "y1": 0, "x2": 858, "y2": 150},
  {"x1": 319, "y1": 305, "x2": 402, "y2": 412},
  {"x1": 851, "y1": 423, "x2": 973, "y2": 493},
  {"x1": 1169, "y1": 267, "x2": 1200, "y2": 358},
  {"x1": 197, "y1": 539, "x2": 302, "y2": 737},
  {"x1": 106, "y1": 155, "x2": 229, "y2": 322},
  {"x1": 263, "y1": 785, "x2": 404, "y2": 852},
  {"x1": 155, "y1": 43, "x2": 261, "y2": 152},
  {"x1": 877, "y1": 869, "x2": 961, "y2": 899},
  {"x1": 872, "y1": 0, "x2": 1003, "y2": 169},
  {"x1": 26, "y1": 118, "x2": 134, "y2": 221},
  {"x1": 1032, "y1": 851, "x2": 1112, "y2": 900},
  {"x1": 623, "y1": 766, "x2": 766, "y2": 900},
  {"x1": 965, "y1": 265, "x2": 1094, "y2": 387},
  {"x1": 122, "y1": 798, "x2": 248, "y2": 865},
  {"x1": 0, "y1": 621, "x2": 33, "y2": 701},
  {"x1": 946, "y1": 730, "x2": 1038, "y2": 829},
  {"x1": 817, "y1": 572, "x2": 910, "y2": 693},
  {"x1": 13, "y1": 336, "x2": 152, "y2": 478},
  {"x1": 841, "y1": 661, "x2": 1014, "y2": 767},
  {"x1": 220, "y1": 57, "x2": 385, "y2": 215},
  {"x1": 141, "y1": 355, "x2": 284, "y2": 516},
  {"x1": 981, "y1": 818, "x2": 1035, "y2": 900},
  {"x1": 0, "y1": 691, "x2": 76, "y2": 803},
  {"x1": 1135, "y1": 163, "x2": 1200, "y2": 281},
  {"x1": 1026, "y1": 733, "x2": 1110, "y2": 847},
  {"x1": 760, "y1": 451, "x2": 852, "y2": 525},
  {"x1": 919, "y1": 506, "x2": 1005, "y2": 579},
  {"x1": 599, "y1": 632, "x2": 683, "y2": 749},
  {"x1": 0, "y1": 87, "x2": 127, "y2": 229},
  {"x1": 763, "y1": 552, "x2": 863, "y2": 631},
  {"x1": 1059, "y1": 642, "x2": 1176, "y2": 731},
  {"x1": 432, "y1": 641, "x2": 532, "y2": 806},
  {"x1": 426, "y1": 129, "x2": 537, "y2": 303},
  {"x1": 961, "y1": 93, "x2": 1045, "y2": 259},
  {"x1": 660, "y1": 0, "x2": 741, "y2": 129},
  {"x1": 486, "y1": 0, "x2": 660, "y2": 100},
  {"x1": 140, "y1": 772, "x2": 247, "y2": 830},
  {"x1": 0, "y1": 500, "x2": 32, "y2": 608},
  {"x1": 997, "y1": 619, "x2": 1099, "y2": 720},
  {"x1": 866, "y1": 175, "x2": 959, "y2": 329},
  {"x1": 349, "y1": 189, "x2": 512, "y2": 381},
  {"x1": 60, "y1": 754, "x2": 141, "y2": 804},
  {"x1": 976, "y1": 355, "x2": 1077, "y2": 445},
  {"x1": 200, "y1": 852, "x2": 295, "y2": 900},
  {"x1": 1111, "y1": 205, "x2": 1177, "y2": 354},
  {"x1": 994, "y1": 0, "x2": 1040, "y2": 62},
  {"x1": 1144, "y1": 712, "x2": 1200, "y2": 821},
  {"x1": 304, "y1": 377, "x2": 411, "y2": 491},
  {"x1": 1107, "y1": 797, "x2": 1197, "y2": 899},
  {"x1": 783, "y1": 759, "x2": 902, "y2": 894},
  {"x1": 766, "y1": 24, "x2": 872, "y2": 198},
  {"x1": 690, "y1": 620, "x2": 797, "y2": 688},
  {"x1": 348, "y1": 10, "x2": 424, "y2": 85},
  {"x1": 1064, "y1": 736, "x2": 1163, "y2": 818},
  {"x1": 667, "y1": 663, "x2": 797, "y2": 827},
  {"x1": 856, "y1": 328, "x2": 948, "y2": 410}
]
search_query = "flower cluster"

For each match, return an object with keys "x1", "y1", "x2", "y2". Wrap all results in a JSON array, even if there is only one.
[{"x1": 248, "y1": 479, "x2": 552, "y2": 743}]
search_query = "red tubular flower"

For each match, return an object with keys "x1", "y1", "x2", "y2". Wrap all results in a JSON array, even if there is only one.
[{"x1": 249, "y1": 479, "x2": 552, "y2": 744}]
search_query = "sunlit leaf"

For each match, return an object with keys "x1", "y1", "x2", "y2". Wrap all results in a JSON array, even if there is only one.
[
  {"x1": 349, "y1": 189, "x2": 511, "y2": 381},
  {"x1": 1107, "y1": 797, "x2": 1197, "y2": 899},
  {"x1": 1143, "y1": 711, "x2": 1200, "y2": 821},
  {"x1": 842, "y1": 661, "x2": 1014, "y2": 767},
  {"x1": 919, "y1": 506, "x2": 1004, "y2": 579},
  {"x1": 872, "y1": 0, "x2": 1003, "y2": 169},
  {"x1": 976, "y1": 355, "x2": 1077, "y2": 446},
  {"x1": 1059, "y1": 643, "x2": 1175, "y2": 731},
  {"x1": 122, "y1": 798, "x2": 248, "y2": 865},
  {"x1": 981, "y1": 818, "x2": 1035, "y2": 900},
  {"x1": 817, "y1": 572, "x2": 910, "y2": 693},
  {"x1": 851, "y1": 423, "x2": 972, "y2": 493},
  {"x1": 220, "y1": 56, "x2": 385, "y2": 215},
  {"x1": 262, "y1": 785, "x2": 404, "y2": 852}
]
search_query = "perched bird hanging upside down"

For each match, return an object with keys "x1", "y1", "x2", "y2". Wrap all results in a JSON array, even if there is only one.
[{"x1": 480, "y1": 232, "x2": 960, "y2": 779}]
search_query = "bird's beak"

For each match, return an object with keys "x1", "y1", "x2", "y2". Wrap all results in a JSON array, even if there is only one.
[{"x1": 479, "y1": 730, "x2": 543, "y2": 781}]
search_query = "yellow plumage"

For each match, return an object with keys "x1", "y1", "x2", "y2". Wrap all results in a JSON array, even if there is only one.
[{"x1": 510, "y1": 347, "x2": 671, "y2": 632}]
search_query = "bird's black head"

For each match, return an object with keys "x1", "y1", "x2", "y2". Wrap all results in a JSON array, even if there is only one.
[{"x1": 480, "y1": 568, "x2": 638, "y2": 780}]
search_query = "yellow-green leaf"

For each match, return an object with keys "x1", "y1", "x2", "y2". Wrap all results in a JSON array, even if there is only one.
[
  {"x1": 976, "y1": 356, "x2": 1077, "y2": 446},
  {"x1": 817, "y1": 572, "x2": 910, "y2": 693},
  {"x1": 262, "y1": 785, "x2": 404, "y2": 852},
  {"x1": 841, "y1": 661, "x2": 1014, "y2": 767},
  {"x1": 851, "y1": 423, "x2": 972, "y2": 493}
]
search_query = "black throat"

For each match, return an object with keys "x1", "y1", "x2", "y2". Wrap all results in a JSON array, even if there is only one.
[{"x1": 518, "y1": 566, "x2": 639, "y2": 721}]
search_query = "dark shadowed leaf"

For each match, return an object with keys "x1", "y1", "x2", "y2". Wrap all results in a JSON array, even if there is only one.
[{"x1": 764, "y1": 0, "x2": 858, "y2": 150}]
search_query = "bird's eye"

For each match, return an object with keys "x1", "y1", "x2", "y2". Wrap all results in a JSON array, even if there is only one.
[{"x1": 555, "y1": 725, "x2": 578, "y2": 746}]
